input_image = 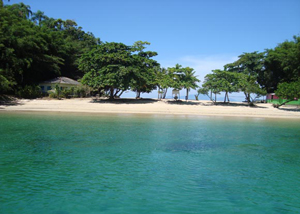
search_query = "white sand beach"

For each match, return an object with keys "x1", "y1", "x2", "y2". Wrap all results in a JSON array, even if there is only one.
[{"x1": 1, "y1": 98, "x2": 300, "y2": 119}]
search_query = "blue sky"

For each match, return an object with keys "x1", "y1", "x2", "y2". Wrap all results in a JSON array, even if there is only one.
[{"x1": 7, "y1": 0, "x2": 300, "y2": 99}]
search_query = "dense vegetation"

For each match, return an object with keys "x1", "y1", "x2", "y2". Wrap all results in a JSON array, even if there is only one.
[
  {"x1": 0, "y1": 1, "x2": 299, "y2": 103},
  {"x1": 0, "y1": 2, "x2": 100, "y2": 95},
  {"x1": 199, "y1": 38, "x2": 300, "y2": 103}
]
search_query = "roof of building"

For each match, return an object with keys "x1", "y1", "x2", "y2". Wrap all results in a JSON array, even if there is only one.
[{"x1": 40, "y1": 77, "x2": 80, "y2": 85}]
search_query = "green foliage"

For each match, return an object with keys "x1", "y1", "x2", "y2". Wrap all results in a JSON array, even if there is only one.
[
  {"x1": 60, "y1": 87, "x2": 74, "y2": 98},
  {"x1": 0, "y1": 3, "x2": 100, "y2": 96},
  {"x1": 262, "y1": 36, "x2": 300, "y2": 92},
  {"x1": 15, "y1": 85, "x2": 42, "y2": 99},
  {"x1": 130, "y1": 41, "x2": 160, "y2": 98},
  {"x1": 48, "y1": 91, "x2": 57, "y2": 99},
  {"x1": 236, "y1": 73, "x2": 267, "y2": 102},
  {"x1": 73, "y1": 85, "x2": 90, "y2": 98},
  {"x1": 156, "y1": 67, "x2": 174, "y2": 99},
  {"x1": 48, "y1": 85, "x2": 90, "y2": 99},
  {"x1": 167, "y1": 64, "x2": 199, "y2": 100},
  {"x1": 202, "y1": 69, "x2": 266, "y2": 103},
  {"x1": 0, "y1": 68, "x2": 16, "y2": 93},
  {"x1": 202, "y1": 70, "x2": 239, "y2": 102},
  {"x1": 275, "y1": 81, "x2": 300, "y2": 101},
  {"x1": 79, "y1": 42, "x2": 133, "y2": 99},
  {"x1": 195, "y1": 87, "x2": 210, "y2": 101},
  {"x1": 224, "y1": 52, "x2": 265, "y2": 77},
  {"x1": 202, "y1": 72, "x2": 222, "y2": 102},
  {"x1": 79, "y1": 41, "x2": 159, "y2": 99},
  {"x1": 224, "y1": 52, "x2": 266, "y2": 103}
]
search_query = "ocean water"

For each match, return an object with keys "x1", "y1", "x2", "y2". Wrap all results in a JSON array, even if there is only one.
[{"x1": 0, "y1": 112, "x2": 300, "y2": 214}]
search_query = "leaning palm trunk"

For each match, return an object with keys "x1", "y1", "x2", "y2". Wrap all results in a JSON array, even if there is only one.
[
  {"x1": 163, "y1": 88, "x2": 168, "y2": 99},
  {"x1": 273, "y1": 99, "x2": 294, "y2": 108}
]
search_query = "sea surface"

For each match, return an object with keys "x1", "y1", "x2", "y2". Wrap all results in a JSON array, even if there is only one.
[{"x1": 0, "y1": 112, "x2": 300, "y2": 214}]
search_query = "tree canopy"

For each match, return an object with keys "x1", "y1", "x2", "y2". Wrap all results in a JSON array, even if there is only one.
[
  {"x1": 274, "y1": 81, "x2": 300, "y2": 107},
  {"x1": 79, "y1": 41, "x2": 159, "y2": 99},
  {"x1": 0, "y1": 2, "x2": 100, "y2": 94}
]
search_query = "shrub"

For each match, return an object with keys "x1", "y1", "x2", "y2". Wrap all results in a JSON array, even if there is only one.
[{"x1": 16, "y1": 85, "x2": 42, "y2": 99}]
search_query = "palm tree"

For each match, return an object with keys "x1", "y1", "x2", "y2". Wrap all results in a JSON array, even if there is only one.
[
  {"x1": 4, "y1": 2, "x2": 32, "y2": 19},
  {"x1": 31, "y1": 10, "x2": 47, "y2": 26},
  {"x1": 181, "y1": 67, "x2": 200, "y2": 101}
]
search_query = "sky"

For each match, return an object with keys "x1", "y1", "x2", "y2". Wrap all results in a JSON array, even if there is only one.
[{"x1": 7, "y1": 0, "x2": 300, "y2": 99}]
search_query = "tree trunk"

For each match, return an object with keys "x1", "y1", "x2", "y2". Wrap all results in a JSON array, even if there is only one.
[
  {"x1": 186, "y1": 88, "x2": 189, "y2": 101},
  {"x1": 244, "y1": 92, "x2": 251, "y2": 103},
  {"x1": 157, "y1": 87, "x2": 160, "y2": 100},
  {"x1": 163, "y1": 88, "x2": 168, "y2": 99},
  {"x1": 274, "y1": 99, "x2": 294, "y2": 108},
  {"x1": 113, "y1": 89, "x2": 120, "y2": 97},
  {"x1": 224, "y1": 92, "x2": 227, "y2": 103},
  {"x1": 136, "y1": 90, "x2": 141, "y2": 99},
  {"x1": 109, "y1": 87, "x2": 114, "y2": 100},
  {"x1": 215, "y1": 93, "x2": 217, "y2": 103},
  {"x1": 227, "y1": 92, "x2": 230, "y2": 102},
  {"x1": 117, "y1": 90, "x2": 124, "y2": 98}
]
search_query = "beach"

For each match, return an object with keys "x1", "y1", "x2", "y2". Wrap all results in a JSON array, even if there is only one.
[{"x1": 1, "y1": 98, "x2": 299, "y2": 119}]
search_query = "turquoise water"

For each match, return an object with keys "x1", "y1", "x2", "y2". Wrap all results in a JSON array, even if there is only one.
[{"x1": 0, "y1": 112, "x2": 300, "y2": 214}]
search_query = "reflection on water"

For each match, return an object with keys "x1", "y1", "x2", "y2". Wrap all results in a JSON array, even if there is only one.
[{"x1": 0, "y1": 112, "x2": 300, "y2": 214}]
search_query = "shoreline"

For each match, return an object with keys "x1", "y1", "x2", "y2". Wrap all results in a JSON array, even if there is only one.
[{"x1": 0, "y1": 98, "x2": 300, "y2": 119}]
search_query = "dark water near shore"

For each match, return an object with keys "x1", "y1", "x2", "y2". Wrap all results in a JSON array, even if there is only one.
[{"x1": 0, "y1": 112, "x2": 300, "y2": 214}]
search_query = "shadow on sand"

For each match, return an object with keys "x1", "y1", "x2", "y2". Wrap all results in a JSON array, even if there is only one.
[
  {"x1": 0, "y1": 96, "x2": 22, "y2": 107},
  {"x1": 277, "y1": 107, "x2": 300, "y2": 112},
  {"x1": 166, "y1": 100, "x2": 268, "y2": 108},
  {"x1": 90, "y1": 98, "x2": 159, "y2": 104},
  {"x1": 166, "y1": 100, "x2": 201, "y2": 106},
  {"x1": 213, "y1": 102, "x2": 268, "y2": 109}
]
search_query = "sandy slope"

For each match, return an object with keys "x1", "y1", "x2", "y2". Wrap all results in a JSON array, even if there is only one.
[{"x1": 1, "y1": 98, "x2": 300, "y2": 119}]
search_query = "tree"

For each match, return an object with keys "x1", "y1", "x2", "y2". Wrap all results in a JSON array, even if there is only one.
[
  {"x1": 156, "y1": 67, "x2": 177, "y2": 99},
  {"x1": 202, "y1": 73, "x2": 221, "y2": 103},
  {"x1": 224, "y1": 51, "x2": 265, "y2": 103},
  {"x1": 79, "y1": 42, "x2": 133, "y2": 99},
  {"x1": 236, "y1": 73, "x2": 266, "y2": 103},
  {"x1": 31, "y1": 10, "x2": 47, "y2": 26},
  {"x1": 195, "y1": 87, "x2": 210, "y2": 101},
  {"x1": 0, "y1": 5, "x2": 63, "y2": 92},
  {"x1": 180, "y1": 67, "x2": 200, "y2": 100},
  {"x1": 5, "y1": 2, "x2": 32, "y2": 19},
  {"x1": 262, "y1": 36, "x2": 300, "y2": 92},
  {"x1": 167, "y1": 64, "x2": 184, "y2": 90},
  {"x1": 0, "y1": 2, "x2": 101, "y2": 96},
  {"x1": 167, "y1": 64, "x2": 199, "y2": 100},
  {"x1": 130, "y1": 41, "x2": 159, "y2": 99},
  {"x1": 274, "y1": 81, "x2": 300, "y2": 108},
  {"x1": 203, "y1": 70, "x2": 238, "y2": 103},
  {"x1": 0, "y1": 69, "x2": 15, "y2": 93}
]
